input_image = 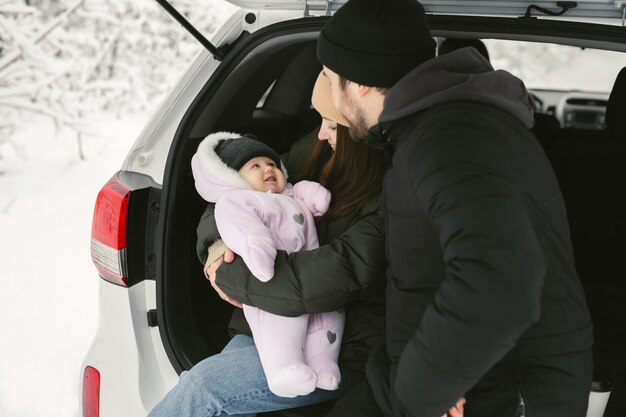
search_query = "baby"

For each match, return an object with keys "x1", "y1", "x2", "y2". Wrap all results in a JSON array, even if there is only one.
[{"x1": 191, "y1": 133, "x2": 344, "y2": 398}]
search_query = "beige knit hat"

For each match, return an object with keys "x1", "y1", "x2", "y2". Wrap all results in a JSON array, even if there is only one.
[{"x1": 311, "y1": 71, "x2": 350, "y2": 127}]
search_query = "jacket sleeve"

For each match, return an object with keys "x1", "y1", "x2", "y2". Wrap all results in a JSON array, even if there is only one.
[
  {"x1": 215, "y1": 192, "x2": 277, "y2": 282},
  {"x1": 215, "y1": 210, "x2": 386, "y2": 316},
  {"x1": 394, "y1": 117, "x2": 546, "y2": 417},
  {"x1": 195, "y1": 204, "x2": 219, "y2": 265}
]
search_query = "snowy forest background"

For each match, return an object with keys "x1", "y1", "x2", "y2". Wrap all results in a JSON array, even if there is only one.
[
  {"x1": 0, "y1": 0, "x2": 237, "y2": 160},
  {"x1": 1, "y1": 1, "x2": 626, "y2": 416},
  {"x1": 0, "y1": 1, "x2": 237, "y2": 416}
]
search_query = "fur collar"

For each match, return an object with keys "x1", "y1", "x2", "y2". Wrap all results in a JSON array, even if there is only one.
[
  {"x1": 192, "y1": 131, "x2": 289, "y2": 203},
  {"x1": 191, "y1": 132, "x2": 253, "y2": 203},
  {"x1": 195, "y1": 132, "x2": 253, "y2": 191}
]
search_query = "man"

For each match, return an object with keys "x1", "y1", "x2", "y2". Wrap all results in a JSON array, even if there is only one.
[{"x1": 317, "y1": 0, "x2": 594, "y2": 416}]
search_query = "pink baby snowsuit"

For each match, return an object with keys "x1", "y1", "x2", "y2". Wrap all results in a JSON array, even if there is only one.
[{"x1": 191, "y1": 132, "x2": 345, "y2": 398}]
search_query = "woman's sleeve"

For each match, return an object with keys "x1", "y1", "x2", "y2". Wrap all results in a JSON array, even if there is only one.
[
  {"x1": 214, "y1": 211, "x2": 387, "y2": 317},
  {"x1": 195, "y1": 203, "x2": 219, "y2": 265}
]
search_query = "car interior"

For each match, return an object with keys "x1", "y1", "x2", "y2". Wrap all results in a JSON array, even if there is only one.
[{"x1": 156, "y1": 17, "x2": 625, "y2": 417}]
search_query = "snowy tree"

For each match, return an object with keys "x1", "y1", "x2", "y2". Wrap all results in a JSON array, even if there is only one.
[
  {"x1": 0, "y1": 0, "x2": 234, "y2": 160},
  {"x1": 486, "y1": 40, "x2": 578, "y2": 87}
]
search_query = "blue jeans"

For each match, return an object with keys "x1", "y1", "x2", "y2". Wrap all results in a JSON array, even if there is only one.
[{"x1": 148, "y1": 334, "x2": 346, "y2": 417}]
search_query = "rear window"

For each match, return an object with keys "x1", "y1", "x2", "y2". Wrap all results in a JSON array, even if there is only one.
[{"x1": 484, "y1": 39, "x2": 626, "y2": 93}]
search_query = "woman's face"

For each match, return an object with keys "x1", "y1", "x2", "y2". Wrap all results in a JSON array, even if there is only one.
[{"x1": 318, "y1": 118, "x2": 338, "y2": 150}]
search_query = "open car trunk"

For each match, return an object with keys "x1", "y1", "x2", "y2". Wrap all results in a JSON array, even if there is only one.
[
  {"x1": 155, "y1": 18, "x2": 331, "y2": 416},
  {"x1": 153, "y1": 11, "x2": 626, "y2": 417}
]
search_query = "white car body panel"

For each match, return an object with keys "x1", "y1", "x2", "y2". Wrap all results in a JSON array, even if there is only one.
[{"x1": 81, "y1": 280, "x2": 179, "y2": 416}]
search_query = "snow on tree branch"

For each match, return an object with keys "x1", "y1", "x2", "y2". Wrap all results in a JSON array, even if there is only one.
[{"x1": 0, "y1": 0, "x2": 234, "y2": 160}]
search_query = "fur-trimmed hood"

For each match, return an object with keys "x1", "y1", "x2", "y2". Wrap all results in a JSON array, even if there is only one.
[{"x1": 191, "y1": 132, "x2": 253, "y2": 203}]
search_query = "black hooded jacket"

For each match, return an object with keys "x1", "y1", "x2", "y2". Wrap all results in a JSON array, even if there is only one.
[{"x1": 364, "y1": 48, "x2": 593, "y2": 417}]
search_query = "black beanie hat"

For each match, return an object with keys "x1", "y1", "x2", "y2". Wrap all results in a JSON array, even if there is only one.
[
  {"x1": 214, "y1": 135, "x2": 282, "y2": 172},
  {"x1": 317, "y1": 0, "x2": 436, "y2": 88}
]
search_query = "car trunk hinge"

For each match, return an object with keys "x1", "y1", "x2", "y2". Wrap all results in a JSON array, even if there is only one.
[
  {"x1": 154, "y1": 0, "x2": 225, "y2": 61},
  {"x1": 524, "y1": 1, "x2": 577, "y2": 18},
  {"x1": 304, "y1": 0, "x2": 332, "y2": 17}
]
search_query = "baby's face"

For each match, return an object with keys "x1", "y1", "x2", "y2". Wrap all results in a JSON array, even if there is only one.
[{"x1": 238, "y1": 156, "x2": 286, "y2": 193}]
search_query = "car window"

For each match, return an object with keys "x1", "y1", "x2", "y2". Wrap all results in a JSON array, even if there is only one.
[{"x1": 484, "y1": 39, "x2": 626, "y2": 93}]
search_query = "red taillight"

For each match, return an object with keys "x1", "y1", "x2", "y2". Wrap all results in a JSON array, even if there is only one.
[
  {"x1": 83, "y1": 366, "x2": 100, "y2": 417},
  {"x1": 91, "y1": 172, "x2": 131, "y2": 286}
]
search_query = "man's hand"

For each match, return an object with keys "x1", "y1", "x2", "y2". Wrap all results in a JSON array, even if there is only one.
[
  {"x1": 204, "y1": 249, "x2": 242, "y2": 308},
  {"x1": 441, "y1": 397, "x2": 465, "y2": 417}
]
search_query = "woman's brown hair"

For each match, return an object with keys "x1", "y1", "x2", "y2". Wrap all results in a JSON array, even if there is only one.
[{"x1": 295, "y1": 124, "x2": 387, "y2": 219}]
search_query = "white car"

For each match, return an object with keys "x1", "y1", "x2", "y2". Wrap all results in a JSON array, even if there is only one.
[{"x1": 81, "y1": 1, "x2": 626, "y2": 416}]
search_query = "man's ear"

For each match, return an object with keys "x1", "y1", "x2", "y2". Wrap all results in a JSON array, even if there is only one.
[{"x1": 356, "y1": 84, "x2": 374, "y2": 97}]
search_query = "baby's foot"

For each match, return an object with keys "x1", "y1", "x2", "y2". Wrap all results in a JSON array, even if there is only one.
[
  {"x1": 306, "y1": 356, "x2": 341, "y2": 391},
  {"x1": 267, "y1": 363, "x2": 317, "y2": 398}
]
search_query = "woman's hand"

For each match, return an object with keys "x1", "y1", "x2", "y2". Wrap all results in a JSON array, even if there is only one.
[
  {"x1": 204, "y1": 249, "x2": 243, "y2": 308},
  {"x1": 441, "y1": 397, "x2": 465, "y2": 417}
]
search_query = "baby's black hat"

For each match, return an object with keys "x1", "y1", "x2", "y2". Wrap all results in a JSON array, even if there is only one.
[{"x1": 214, "y1": 134, "x2": 282, "y2": 172}]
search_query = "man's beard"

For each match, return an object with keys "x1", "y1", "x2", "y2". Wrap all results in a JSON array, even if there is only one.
[{"x1": 343, "y1": 100, "x2": 370, "y2": 142}]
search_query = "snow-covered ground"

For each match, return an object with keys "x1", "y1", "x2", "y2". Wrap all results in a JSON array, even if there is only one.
[{"x1": 0, "y1": 112, "x2": 150, "y2": 417}]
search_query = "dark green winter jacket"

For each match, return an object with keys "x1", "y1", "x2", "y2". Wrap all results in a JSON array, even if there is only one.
[{"x1": 195, "y1": 131, "x2": 387, "y2": 382}]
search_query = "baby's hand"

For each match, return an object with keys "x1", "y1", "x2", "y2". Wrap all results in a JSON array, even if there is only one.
[
  {"x1": 223, "y1": 249, "x2": 236, "y2": 264},
  {"x1": 292, "y1": 180, "x2": 331, "y2": 216}
]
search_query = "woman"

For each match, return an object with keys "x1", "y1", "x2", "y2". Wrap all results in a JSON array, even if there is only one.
[{"x1": 148, "y1": 73, "x2": 464, "y2": 417}]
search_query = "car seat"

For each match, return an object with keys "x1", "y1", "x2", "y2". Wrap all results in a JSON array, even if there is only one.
[{"x1": 548, "y1": 67, "x2": 626, "y2": 416}]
